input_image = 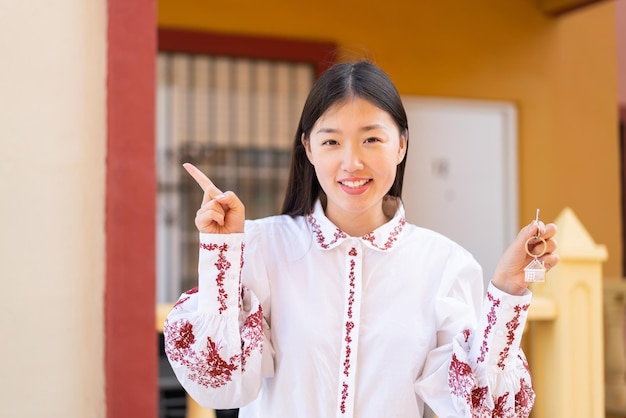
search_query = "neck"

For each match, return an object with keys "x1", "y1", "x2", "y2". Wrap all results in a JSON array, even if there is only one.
[
  {"x1": 325, "y1": 197, "x2": 399, "y2": 237},
  {"x1": 337, "y1": 213, "x2": 389, "y2": 237}
]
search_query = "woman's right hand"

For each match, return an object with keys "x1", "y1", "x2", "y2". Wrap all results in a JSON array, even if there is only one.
[{"x1": 183, "y1": 163, "x2": 245, "y2": 234}]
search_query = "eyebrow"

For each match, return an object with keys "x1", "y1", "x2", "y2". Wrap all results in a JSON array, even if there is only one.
[{"x1": 314, "y1": 124, "x2": 388, "y2": 135}]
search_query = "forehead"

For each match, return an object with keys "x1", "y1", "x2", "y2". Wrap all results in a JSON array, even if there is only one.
[{"x1": 314, "y1": 97, "x2": 395, "y2": 129}]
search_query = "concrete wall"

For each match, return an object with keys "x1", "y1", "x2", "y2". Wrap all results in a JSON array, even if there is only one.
[{"x1": 0, "y1": 1, "x2": 106, "y2": 417}]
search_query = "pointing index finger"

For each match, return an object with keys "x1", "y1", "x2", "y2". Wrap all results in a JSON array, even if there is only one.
[{"x1": 182, "y1": 163, "x2": 222, "y2": 195}]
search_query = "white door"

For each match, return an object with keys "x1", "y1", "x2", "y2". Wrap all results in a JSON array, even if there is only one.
[{"x1": 401, "y1": 97, "x2": 518, "y2": 287}]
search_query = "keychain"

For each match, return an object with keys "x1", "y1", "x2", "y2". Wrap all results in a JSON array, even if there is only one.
[{"x1": 523, "y1": 209, "x2": 548, "y2": 283}]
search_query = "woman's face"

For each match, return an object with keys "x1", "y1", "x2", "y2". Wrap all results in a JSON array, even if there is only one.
[{"x1": 304, "y1": 97, "x2": 407, "y2": 235}]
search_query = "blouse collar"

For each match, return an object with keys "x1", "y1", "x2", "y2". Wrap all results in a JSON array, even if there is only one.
[{"x1": 305, "y1": 198, "x2": 407, "y2": 252}]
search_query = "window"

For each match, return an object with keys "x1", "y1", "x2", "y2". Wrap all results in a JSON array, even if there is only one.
[{"x1": 155, "y1": 29, "x2": 336, "y2": 303}]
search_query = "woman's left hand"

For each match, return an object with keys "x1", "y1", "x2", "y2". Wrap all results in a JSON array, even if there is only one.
[{"x1": 492, "y1": 219, "x2": 559, "y2": 296}]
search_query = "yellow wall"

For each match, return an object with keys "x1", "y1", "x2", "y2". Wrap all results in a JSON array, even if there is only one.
[
  {"x1": 0, "y1": 1, "x2": 106, "y2": 417},
  {"x1": 158, "y1": 0, "x2": 621, "y2": 276}
]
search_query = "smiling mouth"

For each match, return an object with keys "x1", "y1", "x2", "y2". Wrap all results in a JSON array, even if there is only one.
[{"x1": 339, "y1": 179, "x2": 371, "y2": 188}]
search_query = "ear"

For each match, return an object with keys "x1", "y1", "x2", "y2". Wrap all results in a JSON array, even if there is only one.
[
  {"x1": 302, "y1": 133, "x2": 314, "y2": 164},
  {"x1": 397, "y1": 132, "x2": 408, "y2": 164}
]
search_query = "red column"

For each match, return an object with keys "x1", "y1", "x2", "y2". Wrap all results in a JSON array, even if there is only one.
[{"x1": 106, "y1": 1, "x2": 157, "y2": 417}]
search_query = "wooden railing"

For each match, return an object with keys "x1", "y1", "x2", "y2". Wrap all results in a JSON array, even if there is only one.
[{"x1": 157, "y1": 207, "x2": 626, "y2": 418}]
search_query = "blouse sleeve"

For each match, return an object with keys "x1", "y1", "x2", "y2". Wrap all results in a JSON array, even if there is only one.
[
  {"x1": 415, "y1": 246, "x2": 534, "y2": 418},
  {"x1": 163, "y1": 228, "x2": 274, "y2": 410}
]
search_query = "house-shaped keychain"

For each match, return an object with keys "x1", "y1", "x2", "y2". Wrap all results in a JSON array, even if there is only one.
[
  {"x1": 524, "y1": 209, "x2": 548, "y2": 283},
  {"x1": 524, "y1": 258, "x2": 546, "y2": 283}
]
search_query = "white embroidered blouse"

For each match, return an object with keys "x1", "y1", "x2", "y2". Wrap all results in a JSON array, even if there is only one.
[{"x1": 164, "y1": 201, "x2": 534, "y2": 418}]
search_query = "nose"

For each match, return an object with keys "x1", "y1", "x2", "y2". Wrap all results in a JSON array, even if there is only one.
[{"x1": 341, "y1": 143, "x2": 364, "y2": 172}]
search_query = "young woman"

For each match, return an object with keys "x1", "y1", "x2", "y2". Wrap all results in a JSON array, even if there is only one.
[{"x1": 164, "y1": 61, "x2": 558, "y2": 417}]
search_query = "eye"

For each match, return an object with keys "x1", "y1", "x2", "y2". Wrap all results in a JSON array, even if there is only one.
[
  {"x1": 364, "y1": 137, "x2": 381, "y2": 144},
  {"x1": 322, "y1": 139, "x2": 339, "y2": 146}
]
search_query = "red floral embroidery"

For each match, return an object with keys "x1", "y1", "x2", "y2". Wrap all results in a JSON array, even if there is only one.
[
  {"x1": 449, "y1": 333, "x2": 535, "y2": 416},
  {"x1": 185, "y1": 287, "x2": 199, "y2": 295},
  {"x1": 173, "y1": 296, "x2": 190, "y2": 309},
  {"x1": 307, "y1": 215, "x2": 347, "y2": 249},
  {"x1": 497, "y1": 303, "x2": 530, "y2": 370},
  {"x1": 449, "y1": 353, "x2": 521, "y2": 417},
  {"x1": 477, "y1": 292, "x2": 500, "y2": 363},
  {"x1": 200, "y1": 242, "x2": 232, "y2": 314},
  {"x1": 238, "y1": 242, "x2": 245, "y2": 310},
  {"x1": 340, "y1": 382, "x2": 349, "y2": 413},
  {"x1": 172, "y1": 287, "x2": 198, "y2": 309},
  {"x1": 338, "y1": 248, "x2": 359, "y2": 415},
  {"x1": 173, "y1": 321, "x2": 195, "y2": 350},
  {"x1": 515, "y1": 377, "x2": 535, "y2": 416},
  {"x1": 163, "y1": 240, "x2": 265, "y2": 391},
  {"x1": 240, "y1": 307, "x2": 264, "y2": 372},
  {"x1": 520, "y1": 353, "x2": 531, "y2": 374},
  {"x1": 493, "y1": 392, "x2": 514, "y2": 417},
  {"x1": 343, "y1": 322, "x2": 354, "y2": 377},
  {"x1": 164, "y1": 319, "x2": 239, "y2": 389},
  {"x1": 361, "y1": 217, "x2": 406, "y2": 250},
  {"x1": 471, "y1": 386, "x2": 489, "y2": 412},
  {"x1": 449, "y1": 353, "x2": 476, "y2": 406},
  {"x1": 164, "y1": 321, "x2": 191, "y2": 366},
  {"x1": 307, "y1": 211, "x2": 405, "y2": 251},
  {"x1": 197, "y1": 337, "x2": 239, "y2": 387},
  {"x1": 448, "y1": 296, "x2": 536, "y2": 417},
  {"x1": 342, "y1": 252, "x2": 357, "y2": 378},
  {"x1": 463, "y1": 328, "x2": 471, "y2": 343},
  {"x1": 346, "y1": 260, "x2": 356, "y2": 320}
]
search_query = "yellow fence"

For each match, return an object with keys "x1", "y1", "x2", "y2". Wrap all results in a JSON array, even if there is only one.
[{"x1": 158, "y1": 207, "x2": 626, "y2": 418}]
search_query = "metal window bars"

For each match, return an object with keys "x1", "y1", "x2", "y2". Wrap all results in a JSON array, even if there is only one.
[{"x1": 156, "y1": 53, "x2": 314, "y2": 302}]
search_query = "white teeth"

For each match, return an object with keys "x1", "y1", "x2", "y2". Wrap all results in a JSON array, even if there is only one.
[{"x1": 341, "y1": 179, "x2": 369, "y2": 188}]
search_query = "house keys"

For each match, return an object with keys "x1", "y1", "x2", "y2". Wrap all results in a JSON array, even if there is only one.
[{"x1": 524, "y1": 209, "x2": 547, "y2": 283}]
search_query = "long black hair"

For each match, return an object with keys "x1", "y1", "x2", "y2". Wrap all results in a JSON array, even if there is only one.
[{"x1": 281, "y1": 61, "x2": 409, "y2": 216}]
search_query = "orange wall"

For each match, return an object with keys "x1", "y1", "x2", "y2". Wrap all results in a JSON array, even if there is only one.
[
  {"x1": 158, "y1": 0, "x2": 621, "y2": 276},
  {"x1": 551, "y1": 4, "x2": 620, "y2": 278},
  {"x1": 618, "y1": 0, "x2": 626, "y2": 105}
]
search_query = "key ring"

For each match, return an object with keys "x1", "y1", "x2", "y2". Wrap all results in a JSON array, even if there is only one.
[
  {"x1": 525, "y1": 236, "x2": 547, "y2": 258},
  {"x1": 524, "y1": 208, "x2": 547, "y2": 283},
  {"x1": 525, "y1": 208, "x2": 547, "y2": 257}
]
